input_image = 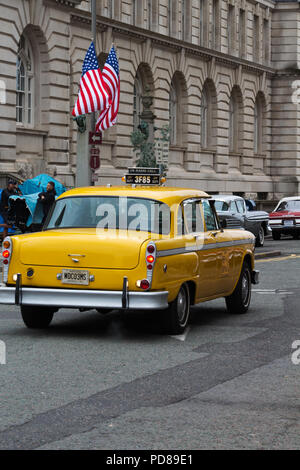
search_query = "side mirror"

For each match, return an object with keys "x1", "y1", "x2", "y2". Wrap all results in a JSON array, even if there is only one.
[{"x1": 220, "y1": 219, "x2": 227, "y2": 229}]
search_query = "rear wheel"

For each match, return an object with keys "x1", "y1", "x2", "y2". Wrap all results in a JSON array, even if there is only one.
[
  {"x1": 21, "y1": 306, "x2": 54, "y2": 329},
  {"x1": 225, "y1": 262, "x2": 251, "y2": 315},
  {"x1": 272, "y1": 231, "x2": 281, "y2": 241},
  {"x1": 163, "y1": 283, "x2": 190, "y2": 335},
  {"x1": 255, "y1": 225, "x2": 265, "y2": 247}
]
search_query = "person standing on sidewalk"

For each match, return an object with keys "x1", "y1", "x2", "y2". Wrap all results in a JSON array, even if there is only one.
[
  {"x1": 38, "y1": 181, "x2": 56, "y2": 224},
  {"x1": 0, "y1": 180, "x2": 16, "y2": 239}
]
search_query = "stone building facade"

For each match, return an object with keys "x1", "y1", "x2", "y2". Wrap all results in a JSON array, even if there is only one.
[{"x1": 0, "y1": 0, "x2": 299, "y2": 199}]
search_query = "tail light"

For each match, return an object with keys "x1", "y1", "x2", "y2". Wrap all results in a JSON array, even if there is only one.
[
  {"x1": 146, "y1": 255, "x2": 155, "y2": 263},
  {"x1": 146, "y1": 242, "x2": 156, "y2": 282},
  {"x1": 140, "y1": 279, "x2": 150, "y2": 290},
  {"x1": 1, "y1": 237, "x2": 12, "y2": 283},
  {"x1": 147, "y1": 244, "x2": 155, "y2": 254},
  {"x1": 136, "y1": 242, "x2": 157, "y2": 291}
]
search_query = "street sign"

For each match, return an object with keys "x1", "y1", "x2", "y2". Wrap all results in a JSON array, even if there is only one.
[
  {"x1": 90, "y1": 145, "x2": 100, "y2": 170},
  {"x1": 89, "y1": 131, "x2": 102, "y2": 145},
  {"x1": 91, "y1": 172, "x2": 99, "y2": 182},
  {"x1": 90, "y1": 147, "x2": 100, "y2": 155},
  {"x1": 90, "y1": 154, "x2": 100, "y2": 170},
  {"x1": 155, "y1": 138, "x2": 169, "y2": 167}
]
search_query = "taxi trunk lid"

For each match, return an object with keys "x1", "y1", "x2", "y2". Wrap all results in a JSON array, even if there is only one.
[{"x1": 19, "y1": 229, "x2": 150, "y2": 270}]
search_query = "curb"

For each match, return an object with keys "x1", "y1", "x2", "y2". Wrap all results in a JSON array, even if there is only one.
[{"x1": 255, "y1": 250, "x2": 282, "y2": 260}]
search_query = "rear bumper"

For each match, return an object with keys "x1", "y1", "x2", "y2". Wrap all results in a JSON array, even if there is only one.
[
  {"x1": 251, "y1": 270, "x2": 260, "y2": 285},
  {"x1": 0, "y1": 284, "x2": 169, "y2": 310},
  {"x1": 271, "y1": 226, "x2": 300, "y2": 233}
]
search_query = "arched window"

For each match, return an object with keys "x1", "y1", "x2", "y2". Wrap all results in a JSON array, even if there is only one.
[
  {"x1": 201, "y1": 90, "x2": 208, "y2": 148},
  {"x1": 229, "y1": 96, "x2": 235, "y2": 152},
  {"x1": 16, "y1": 34, "x2": 34, "y2": 124},
  {"x1": 133, "y1": 74, "x2": 143, "y2": 130},
  {"x1": 229, "y1": 88, "x2": 243, "y2": 153},
  {"x1": 169, "y1": 82, "x2": 177, "y2": 145},
  {"x1": 201, "y1": 80, "x2": 217, "y2": 150},
  {"x1": 229, "y1": 87, "x2": 242, "y2": 153},
  {"x1": 169, "y1": 73, "x2": 187, "y2": 147},
  {"x1": 254, "y1": 94, "x2": 264, "y2": 154}
]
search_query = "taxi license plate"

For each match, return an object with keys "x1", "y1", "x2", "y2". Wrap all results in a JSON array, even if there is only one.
[
  {"x1": 62, "y1": 269, "x2": 89, "y2": 285},
  {"x1": 284, "y1": 220, "x2": 294, "y2": 226}
]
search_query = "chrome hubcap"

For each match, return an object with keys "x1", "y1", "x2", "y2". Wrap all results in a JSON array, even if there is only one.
[
  {"x1": 241, "y1": 272, "x2": 250, "y2": 305},
  {"x1": 259, "y1": 227, "x2": 264, "y2": 243},
  {"x1": 177, "y1": 288, "x2": 187, "y2": 324}
]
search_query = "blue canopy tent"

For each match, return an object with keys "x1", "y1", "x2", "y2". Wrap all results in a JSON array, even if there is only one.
[
  {"x1": 3, "y1": 174, "x2": 66, "y2": 233},
  {"x1": 19, "y1": 174, "x2": 66, "y2": 197}
]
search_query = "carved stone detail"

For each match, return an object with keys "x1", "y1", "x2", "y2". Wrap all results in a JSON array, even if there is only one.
[{"x1": 15, "y1": 162, "x2": 33, "y2": 180}]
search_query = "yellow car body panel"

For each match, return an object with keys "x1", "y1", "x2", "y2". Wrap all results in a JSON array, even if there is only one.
[{"x1": 1, "y1": 185, "x2": 257, "y2": 310}]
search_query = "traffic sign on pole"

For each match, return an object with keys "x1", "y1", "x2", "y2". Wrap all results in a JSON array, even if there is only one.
[
  {"x1": 90, "y1": 147, "x2": 100, "y2": 156},
  {"x1": 89, "y1": 131, "x2": 102, "y2": 145},
  {"x1": 90, "y1": 150, "x2": 100, "y2": 170}
]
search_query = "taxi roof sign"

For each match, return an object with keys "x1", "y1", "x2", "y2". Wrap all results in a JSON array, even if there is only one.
[{"x1": 124, "y1": 167, "x2": 164, "y2": 186}]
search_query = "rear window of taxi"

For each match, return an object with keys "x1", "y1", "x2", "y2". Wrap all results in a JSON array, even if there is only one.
[{"x1": 45, "y1": 196, "x2": 171, "y2": 234}]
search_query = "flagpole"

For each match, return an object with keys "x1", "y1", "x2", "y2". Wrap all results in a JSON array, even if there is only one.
[
  {"x1": 90, "y1": 0, "x2": 97, "y2": 186},
  {"x1": 91, "y1": 0, "x2": 97, "y2": 127}
]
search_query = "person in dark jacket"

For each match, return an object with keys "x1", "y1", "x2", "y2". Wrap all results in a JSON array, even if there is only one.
[
  {"x1": 38, "y1": 181, "x2": 56, "y2": 224},
  {"x1": 0, "y1": 180, "x2": 17, "y2": 239}
]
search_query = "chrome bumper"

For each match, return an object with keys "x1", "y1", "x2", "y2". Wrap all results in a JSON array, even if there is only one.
[{"x1": 0, "y1": 284, "x2": 169, "y2": 310}]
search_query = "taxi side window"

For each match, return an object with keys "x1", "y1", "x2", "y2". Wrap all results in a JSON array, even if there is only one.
[
  {"x1": 177, "y1": 204, "x2": 185, "y2": 236},
  {"x1": 236, "y1": 200, "x2": 245, "y2": 213},
  {"x1": 183, "y1": 200, "x2": 204, "y2": 234},
  {"x1": 229, "y1": 201, "x2": 238, "y2": 213},
  {"x1": 202, "y1": 200, "x2": 217, "y2": 231}
]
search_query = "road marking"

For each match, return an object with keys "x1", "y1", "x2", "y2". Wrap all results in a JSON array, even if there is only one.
[
  {"x1": 256, "y1": 254, "x2": 300, "y2": 263},
  {"x1": 253, "y1": 289, "x2": 294, "y2": 295},
  {"x1": 170, "y1": 326, "x2": 190, "y2": 342}
]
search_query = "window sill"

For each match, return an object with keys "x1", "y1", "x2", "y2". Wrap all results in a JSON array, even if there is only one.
[
  {"x1": 201, "y1": 148, "x2": 217, "y2": 154},
  {"x1": 101, "y1": 138, "x2": 116, "y2": 145},
  {"x1": 169, "y1": 145, "x2": 187, "y2": 151},
  {"x1": 229, "y1": 151, "x2": 244, "y2": 157},
  {"x1": 16, "y1": 125, "x2": 48, "y2": 137}
]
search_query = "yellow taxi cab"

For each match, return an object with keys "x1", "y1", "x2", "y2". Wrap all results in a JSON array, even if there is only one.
[{"x1": 0, "y1": 168, "x2": 259, "y2": 334}]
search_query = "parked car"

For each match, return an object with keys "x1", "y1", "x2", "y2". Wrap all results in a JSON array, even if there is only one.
[
  {"x1": 269, "y1": 196, "x2": 300, "y2": 240},
  {"x1": 213, "y1": 195, "x2": 270, "y2": 247},
  {"x1": 0, "y1": 170, "x2": 259, "y2": 335}
]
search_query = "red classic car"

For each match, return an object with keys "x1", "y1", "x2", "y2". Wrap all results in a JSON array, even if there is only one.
[{"x1": 269, "y1": 197, "x2": 300, "y2": 240}]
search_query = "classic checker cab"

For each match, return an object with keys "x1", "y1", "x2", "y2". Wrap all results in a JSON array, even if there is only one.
[{"x1": 0, "y1": 174, "x2": 259, "y2": 334}]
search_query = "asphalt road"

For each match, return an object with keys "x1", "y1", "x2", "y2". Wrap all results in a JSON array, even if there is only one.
[{"x1": 0, "y1": 236, "x2": 299, "y2": 450}]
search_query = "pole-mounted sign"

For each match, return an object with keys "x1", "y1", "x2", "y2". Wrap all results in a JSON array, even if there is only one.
[
  {"x1": 89, "y1": 131, "x2": 102, "y2": 145},
  {"x1": 90, "y1": 147, "x2": 100, "y2": 170}
]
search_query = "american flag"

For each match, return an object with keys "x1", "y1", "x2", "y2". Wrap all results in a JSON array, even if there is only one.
[
  {"x1": 72, "y1": 42, "x2": 110, "y2": 117},
  {"x1": 95, "y1": 45, "x2": 120, "y2": 132}
]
